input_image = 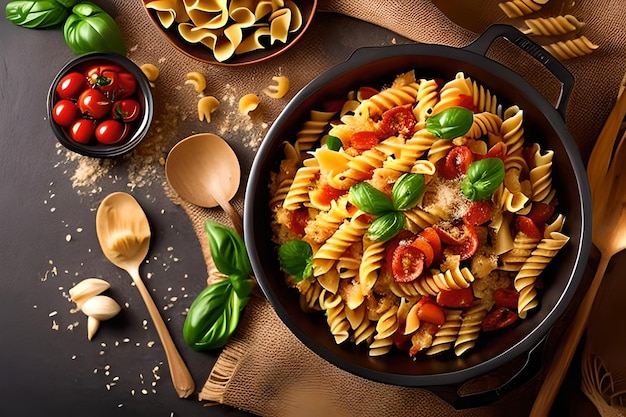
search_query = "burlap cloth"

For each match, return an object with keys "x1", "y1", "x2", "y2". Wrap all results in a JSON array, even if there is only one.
[{"x1": 110, "y1": 0, "x2": 626, "y2": 415}]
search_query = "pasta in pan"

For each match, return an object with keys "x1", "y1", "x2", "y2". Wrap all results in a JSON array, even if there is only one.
[{"x1": 269, "y1": 70, "x2": 569, "y2": 358}]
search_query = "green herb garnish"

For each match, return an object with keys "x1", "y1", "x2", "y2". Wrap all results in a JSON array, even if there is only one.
[
  {"x1": 349, "y1": 173, "x2": 425, "y2": 241},
  {"x1": 278, "y1": 240, "x2": 313, "y2": 282},
  {"x1": 460, "y1": 158, "x2": 505, "y2": 201},
  {"x1": 425, "y1": 107, "x2": 474, "y2": 139},
  {"x1": 182, "y1": 220, "x2": 253, "y2": 351}
]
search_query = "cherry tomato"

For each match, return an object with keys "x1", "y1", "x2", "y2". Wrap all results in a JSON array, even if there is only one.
[
  {"x1": 493, "y1": 288, "x2": 519, "y2": 310},
  {"x1": 78, "y1": 89, "x2": 112, "y2": 119},
  {"x1": 392, "y1": 327, "x2": 412, "y2": 352},
  {"x1": 56, "y1": 72, "x2": 88, "y2": 100},
  {"x1": 383, "y1": 230, "x2": 414, "y2": 275},
  {"x1": 463, "y1": 200, "x2": 493, "y2": 225},
  {"x1": 436, "y1": 287, "x2": 474, "y2": 308},
  {"x1": 377, "y1": 105, "x2": 417, "y2": 138},
  {"x1": 482, "y1": 307, "x2": 518, "y2": 332},
  {"x1": 410, "y1": 235, "x2": 434, "y2": 267},
  {"x1": 310, "y1": 183, "x2": 346, "y2": 208},
  {"x1": 484, "y1": 141, "x2": 507, "y2": 160},
  {"x1": 415, "y1": 296, "x2": 446, "y2": 325},
  {"x1": 527, "y1": 202, "x2": 555, "y2": 226},
  {"x1": 439, "y1": 145, "x2": 474, "y2": 179},
  {"x1": 350, "y1": 131, "x2": 379, "y2": 152},
  {"x1": 391, "y1": 244, "x2": 425, "y2": 283},
  {"x1": 69, "y1": 118, "x2": 95, "y2": 144},
  {"x1": 52, "y1": 99, "x2": 79, "y2": 127},
  {"x1": 288, "y1": 208, "x2": 310, "y2": 235},
  {"x1": 417, "y1": 227, "x2": 442, "y2": 265},
  {"x1": 515, "y1": 216, "x2": 542, "y2": 239},
  {"x1": 452, "y1": 94, "x2": 479, "y2": 113},
  {"x1": 112, "y1": 99, "x2": 141, "y2": 122},
  {"x1": 357, "y1": 86, "x2": 379, "y2": 101},
  {"x1": 95, "y1": 119, "x2": 127, "y2": 145},
  {"x1": 436, "y1": 221, "x2": 479, "y2": 260},
  {"x1": 86, "y1": 65, "x2": 137, "y2": 100}
]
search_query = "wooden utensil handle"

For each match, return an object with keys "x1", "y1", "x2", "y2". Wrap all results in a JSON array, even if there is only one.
[
  {"x1": 529, "y1": 254, "x2": 610, "y2": 417},
  {"x1": 129, "y1": 267, "x2": 196, "y2": 398}
]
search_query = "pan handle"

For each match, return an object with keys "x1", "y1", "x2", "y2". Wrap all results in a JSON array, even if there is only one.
[
  {"x1": 463, "y1": 24, "x2": 573, "y2": 120},
  {"x1": 436, "y1": 334, "x2": 547, "y2": 409}
]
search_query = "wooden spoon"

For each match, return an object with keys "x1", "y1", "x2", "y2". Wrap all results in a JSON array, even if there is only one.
[
  {"x1": 96, "y1": 192, "x2": 195, "y2": 398},
  {"x1": 530, "y1": 78, "x2": 626, "y2": 416},
  {"x1": 165, "y1": 133, "x2": 243, "y2": 235}
]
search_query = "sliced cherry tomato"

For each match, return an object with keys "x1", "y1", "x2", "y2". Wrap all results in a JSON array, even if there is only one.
[
  {"x1": 78, "y1": 89, "x2": 112, "y2": 119},
  {"x1": 95, "y1": 119, "x2": 127, "y2": 145},
  {"x1": 463, "y1": 200, "x2": 493, "y2": 225},
  {"x1": 56, "y1": 72, "x2": 88, "y2": 100},
  {"x1": 383, "y1": 230, "x2": 414, "y2": 275},
  {"x1": 392, "y1": 327, "x2": 412, "y2": 352},
  {"x1": 515, "y1": 216, "x2": 542, "y2": 239},
  {"x1": 493, "y1": 288, "x2": 519, "y2": 310},
  {"x1": 436, "y1": 221, "x2": 479, "y2": 260},
  {"x1": 434, "y1": 221, "x2": 473, "y2": 245},
  {"x1": 439, "y1": 145, "x2": 474, "y2": 179},
  {"x1": 310, "y1": 183, "x2": 346, "y2": 208},
  {"x1": 454, "y1": 94, "x2": 479, "y2": 113},
  {"x1": 417, "y1": 227, "x2": 442, "y2": 264},
  {"x1": 288, "y1": 207, "x2": 309, "y2": 235},
  {"x1": 527, "y1": 202, "x2": 555, "y2": 226},
  {"x1": 436, "y1": 287, "x2": 474, "y2": 308},
  {"x1": 357, "y1": 86, "x2": 379, "y2": 101},
  {"x1": 112, "y1": 99, "x2": 140, "y2": 122},
  {"x1": 391, "y1": 244, "x2": 425, "y2": 283},
  {"x1": 482, "y1": 307, "x2": 518, "y2": 332},
  {"x1": 377, "y1": 105, "x2": 417, "y2": 138},
  {"x1": 69, "y1": 118, "x2": 95, "y2": 144},
  {"x1": 410, "y1": 235, "x2": 434, "y2": 267},
  {"x1": 484, "y1": 141, "x2": 507, "y2": 160},
  {"x1": 52, "y1": 99, "x2": 79, "y2": 127},
  {"x1": 350, "y1": 131, "x2": 379, "y2": 152},
  {"x1": 415, "y1": 296, "x2": 446, "y2": 325}
]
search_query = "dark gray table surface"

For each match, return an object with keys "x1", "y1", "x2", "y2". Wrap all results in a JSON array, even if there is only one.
[{"x1": 0, "y1": 1, "x2": 605, "y2": 416}]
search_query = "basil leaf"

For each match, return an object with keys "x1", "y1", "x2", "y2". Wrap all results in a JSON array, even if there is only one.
[
  {"x1": 205, "y1": 219, "x2": 252, "y2": 277},
  {"x1": 392, "y1": 173, "x2": 425, "y2": 211},
  {"x1": 368, "y1": 211, "x2": 405, "y2": 242},
  {"x1": 6, "y1": 0, "x2": 69, "y2": 28},
  {"x1": 349, "y1": 182, "x2": 394, "y2": 215},
  {"x1": 461, "y1": 158, "x2": 505, "y2": 201},
  {"x1": 324, "y1": 135, "x2": 342, "y2": 151},
  {"x1": 229, "y1": 274, "x2": 255, "y2": 299},
  {"x1": 182, "y1": 278, "x2": 250, "y2": 350},
  {"x1": 425, "y1": 107, "x2": 474, "y2": 139},
  {"x1": 56, "y1": 0, "x2": 79, "y2": 7},
  {"x1": 63, "y1": 2, "x2": 126, "y2": 55},
  {"x1": 278, "y1": 240, "x2": 313, "y2": 282}
]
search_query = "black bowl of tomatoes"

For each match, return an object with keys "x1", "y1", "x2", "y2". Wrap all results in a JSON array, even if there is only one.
[{"x1": 47, "y1": 53, "x2": 153, "y2": 158}]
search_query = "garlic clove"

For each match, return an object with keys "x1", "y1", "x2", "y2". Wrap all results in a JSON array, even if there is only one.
[
  {"x1": 69, "y1": 278, "x2": 111, "y2": 309},
  {"x1": 87, "y1": 316, "x2": 100, "y2": 341},
  {"x1": 81, "y1": 295, "x2": 121, "y2": 321}
]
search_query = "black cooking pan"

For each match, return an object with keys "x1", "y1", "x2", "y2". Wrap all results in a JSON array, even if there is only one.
[{"x1": 244, "y1": 24, "x2": 591, "y2": 407}]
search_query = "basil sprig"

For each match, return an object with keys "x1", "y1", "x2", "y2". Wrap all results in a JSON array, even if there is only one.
[
  {"x1": 278, "y1": 240, "x2": 313, "y2": 282},
  {"x1": 426, "y1": 107, "x2": 474, "y2": 139},
  {"x1": 5, "y1": 0, "x2": 69, "y2": 28},
  {"x1": 63, "y1": 2, "x2": 126, "y2": 55},
  {"x1": 460, "y1": 158, "x2": 505, "y2": 201},
  {"x1": 350, "y1": 173, "x2": 425, "y2": 241},
  {"x1": 182, "y1": 220, "x2": 254, "y2": 351}
]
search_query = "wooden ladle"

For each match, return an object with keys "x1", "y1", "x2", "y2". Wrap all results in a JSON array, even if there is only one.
[
  {"x1": 530, "y1": 77, "x2": 626, "y2": 416},
  {"x1": 96, "y1": 192, "x2": 195, "y2": 398},
  {"x1": 165, "y1": 133, "x2": 243, "y2": 235}
]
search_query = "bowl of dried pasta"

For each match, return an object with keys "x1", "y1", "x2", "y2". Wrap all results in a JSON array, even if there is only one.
[
  {"x1": 244, "y1": 24, "x2": 591, "y2": 406},
  {"x1": 141, "y1": 0, "x2": 317, "y2": 66}
]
